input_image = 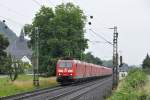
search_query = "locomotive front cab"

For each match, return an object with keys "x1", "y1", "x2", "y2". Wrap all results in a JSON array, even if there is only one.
[{"x1": 56, "y1": 60, "x2": 75, "y2": 83}]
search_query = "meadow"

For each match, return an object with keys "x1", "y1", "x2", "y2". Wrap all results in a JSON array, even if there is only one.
[{"x1": 0, "y1": 75, "x2": 58, "y2": 97}]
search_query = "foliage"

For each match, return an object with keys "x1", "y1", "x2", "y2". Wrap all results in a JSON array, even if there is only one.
[
  {"x1": 102, "y1": 60, "x2": 113, "y2": 67},
  {"x1": 4, "y1": 55, "x2": 31, "y2": 81},
  {"x1": 142, "y1": 78, "x2": 150, "y2": 100},
  {"x1": 0, "y1": 34, "x2": 9, "y2": 73},
  {"x1": 143, "y1": 68, "x2": 150, "y2": 75},
  {"x1": 24, "y1": 3, "x2": 87, "y2": 75},
  {"x1": 0, "y1": 34, "x2": 19, "y2": 81},
  {"x1": 5, "y1": 56, "x2": 19, "y2": 81},
  {"x1": 83, "y1": 52, "x2": 102, "y2": 65},
  {"x1": 142, "y1": 54, "x2": 150, "y2": 69},
  {"x1": 109, "y1": 68, "x2": 148, "y2": 100}
]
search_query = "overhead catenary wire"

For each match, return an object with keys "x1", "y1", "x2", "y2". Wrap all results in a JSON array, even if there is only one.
[
  {"x1": 89, "y1": 20, "x2": 113, "y2": 39},
  {"x1": 72, "y1": 0, "x2": 78, "y2": 5},
  {"x1": 0, "y1": 3, "x2": 29, "y2": 18},
  {"x1": 73, "y1": 0, "x2": 113, "y2": 37},
  {"x1": 72, "y1": 0, "x2": 90, "y2": 16},
  {"x1": 48, "y1": 0, "x2": 55, "y2": 6},
  {"x1": 32, "y1": 0, "x2": 42, "y2": 7},
  {"x1": 89, "y1": 29, "x2": 113, "y2": 45},
  {"x1": 65, "y1": 1, "x2": 113, "y2": 58},
  {"x1": 86, "y1": 28, "x2": 98, "y2": 38},
  {"x1": 88, "y1": 40, "x2": 109, "y2": 44},
  {"x1": 0, "y1": 15, "x2": 24, "y2": 26},
  {"x1": 87, "y1": 14, "x2": 113, "y2": 40},
  {"x1": 71, "y1": 1, "x2": 113, "y2": 41},
  {"x1": 86, "y1": 30, "x2": 110, "y2": 44}
]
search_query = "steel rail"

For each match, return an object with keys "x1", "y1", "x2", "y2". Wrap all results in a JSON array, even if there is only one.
[
  {"x1": 0, "y1": 85, "x2": 63, "y2": 100},
  {"x1": 70, "y1": 78, "x2": 112, "y2": 100},
  {"x1": 0, "y1": 76, "x2": 112, "y2": 100},
  {"x1": 47, "y1": 77, "x2": 111, "y2": 100}
]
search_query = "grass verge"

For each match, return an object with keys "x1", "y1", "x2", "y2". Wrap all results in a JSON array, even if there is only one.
[
  {"x1": 0, "y1": 75, "x2": 58, "y2": 97},
  {"x1": 142, "y1": 75, "x2": 150, "y2": 99},
  {"x1": 108, "y1": 68, "x2": 148, "y2": 100}
]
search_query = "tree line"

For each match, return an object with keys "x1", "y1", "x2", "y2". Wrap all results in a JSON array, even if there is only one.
[
  {"x1": 142, "y1": 54, "x2": 150, "y2": 73},
  {"x1": 0, "y1": 34, "x2": 18, "y2": 80},
  {"x1": 0, "y1": 3, "x2": 103, "y2": 77}
]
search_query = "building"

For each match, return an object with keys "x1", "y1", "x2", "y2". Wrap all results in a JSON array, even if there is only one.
[
  {"x1": 119, "y1": 63, "x2": 129, "y2": 72},
  {"x1": 7, "y1": 29, "x2": 32, "y2": 62},
  {"x1": 119, "y1": 63, "x2": 129, "y2": 80},
  {"x1": 0, "y1": 20, "x2": 32, "y2": 64}
]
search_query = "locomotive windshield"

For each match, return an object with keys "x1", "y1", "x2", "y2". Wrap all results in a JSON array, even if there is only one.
[{"x1": 59, "y1": 62, "x2": 72, "y2": 67}]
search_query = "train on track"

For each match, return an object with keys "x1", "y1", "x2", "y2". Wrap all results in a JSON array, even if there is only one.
[{"x1": 56, "y1": 59, "x2": 112, "y2": 84}]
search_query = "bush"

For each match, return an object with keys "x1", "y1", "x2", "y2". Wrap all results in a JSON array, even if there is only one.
[
  {"x1": 109, "y1": 68, "x2": 148, "y2": 100},
  {"x1": 143, "y1": 68, "x2": 150, "y2": 75}
]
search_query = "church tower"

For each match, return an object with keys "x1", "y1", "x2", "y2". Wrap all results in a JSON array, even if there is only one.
[{"x1": 19, "y1": 28, "x2": 25, "y2": 41}]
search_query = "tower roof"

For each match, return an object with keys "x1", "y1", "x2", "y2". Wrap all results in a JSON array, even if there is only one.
[{"x1": 0, "y1": 21, "x2": 32, "y2": 60}]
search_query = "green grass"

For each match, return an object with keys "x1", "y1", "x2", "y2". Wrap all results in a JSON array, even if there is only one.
[
  {"x1": 142, "y1": 75, "x2": 150, "y2": 99},
  {"x1": 0, "y1": 75, "x2": 58, "y2": 97},
  {"x1": 16, "y1": 75, "x2": 33, "y2": 81},
  {"x1": 108, "y1": 68, "x2": 148, "y2": 100}
]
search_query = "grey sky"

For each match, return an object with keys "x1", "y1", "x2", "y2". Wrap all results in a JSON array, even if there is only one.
[{"x1": 0, "y1": 0, "x2": 150, "y2": 65}]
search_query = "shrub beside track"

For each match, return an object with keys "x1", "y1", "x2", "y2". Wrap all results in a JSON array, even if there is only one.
[{"x1": 108, "y1": 68, "x2": 148, "y2": 100}]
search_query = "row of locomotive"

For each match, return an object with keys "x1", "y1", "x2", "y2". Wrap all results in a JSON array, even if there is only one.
[{"x1": 56, "y1": 59, "x2": 112, "y2": 84}]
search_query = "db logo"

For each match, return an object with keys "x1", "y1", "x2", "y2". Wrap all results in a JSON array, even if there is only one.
[{"x1": 64, "y1": 68, "x2": 67, "y2": 72}]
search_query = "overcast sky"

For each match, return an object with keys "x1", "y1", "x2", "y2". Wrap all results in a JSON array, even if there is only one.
[{"x1": 0, "y1": 0, "x2": 150, "y2": 65}]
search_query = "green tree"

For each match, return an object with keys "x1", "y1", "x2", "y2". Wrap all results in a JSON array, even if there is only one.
[
  {"x1": 102, "y1": 60, "x2": 113, "y2": 67},
  {"x1": 0, "y1": 34, "x2": 18, "y2": 80},
  {"x1": 24, "y1": 3, "x2": 88, "y2": 75},
  {"x1": 84, "y1": 52, "x2": 102, "y2": 65},
  {"x1": 6, "y1": 56, "x2": 19, "y2": 81},
  {"x1": 142, "y1": 54, "x2": 150, "y2": 69},
  {"x1": 0, "y1": 34, "x2": 9, "y2": 73}
]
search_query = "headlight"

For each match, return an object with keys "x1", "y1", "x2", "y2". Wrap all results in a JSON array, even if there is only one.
[
  {"x1": 70, "y1": 73, "x2": 72, "y2": 76},
  {"x1": 58, "y1": 70, "x2": 63, "y2": 72},
  {"x1": 58, "y1": 73, "x2": 61, "y2": 76},
  {"x1": 68, "y1": 70, "x2": 73, "y2": 72}
]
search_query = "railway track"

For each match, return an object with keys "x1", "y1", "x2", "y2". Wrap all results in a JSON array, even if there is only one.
[
  {"x1": 49, "y1": 77, "x2": 112, "y2": 100},
  {"x1": 0, "y1": 76, "x2": 112, "y2": 100},
  {"x1": 0, "y1": 85, "x2": 63, "y2": 100},
  {"x1": 70, "y1": 78, "x2": 112, "y2": 100}
]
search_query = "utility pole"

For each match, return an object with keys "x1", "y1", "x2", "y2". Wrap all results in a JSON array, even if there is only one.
[
  {"x1": 88, "y1": 16, "x2": 119, "y2": 87},
  {"x1": 109, "y1": 26, "x2": 119, "y2": 88},
  {"x1": 33, "y1": 27, "x2": 39, "y2": 86}
]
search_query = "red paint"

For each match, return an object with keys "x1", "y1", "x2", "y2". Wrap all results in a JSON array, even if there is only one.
[{"x1": 56, "y1": 60, "x2": 112, "y2": 82}]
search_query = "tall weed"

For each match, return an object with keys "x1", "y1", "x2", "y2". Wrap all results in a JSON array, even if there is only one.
[{"x1": 108, "y1": 68, "x2": 148, "y2": 100}]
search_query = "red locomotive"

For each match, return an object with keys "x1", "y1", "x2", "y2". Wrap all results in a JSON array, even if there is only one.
[{"x1": 56, "y1": 59, "x2": 112, "y2": 84}]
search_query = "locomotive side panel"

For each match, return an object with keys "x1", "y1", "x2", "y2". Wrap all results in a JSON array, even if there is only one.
[
  {"x1": 76, "y1": 62, "x2": 83, "y2": 79},
  {"x1": 56, "y1": 60, "x2": 113, "y2": 84},
  {"x1": 86, "y1": 63, "x2": 89, "y2": 77}
]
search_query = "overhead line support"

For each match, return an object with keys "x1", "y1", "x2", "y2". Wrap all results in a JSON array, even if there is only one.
[
  {"x1": 110, "y1": 26, "x2": 119, "y2": 88},
  {"x1": 33, "y1": 27, "x2": 39, "y2": 86}
]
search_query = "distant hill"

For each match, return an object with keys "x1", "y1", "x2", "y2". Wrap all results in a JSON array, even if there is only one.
[{"x1": 0, "y1": 20, "x2": 17, "y2": 44}]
